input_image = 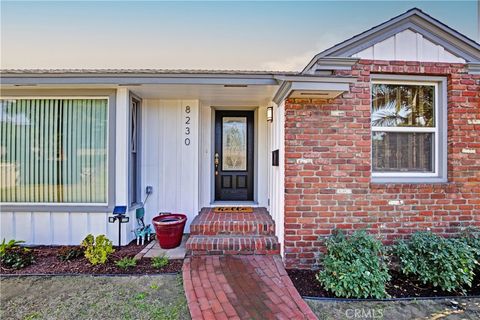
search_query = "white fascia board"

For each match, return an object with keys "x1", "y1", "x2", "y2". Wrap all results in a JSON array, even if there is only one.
[
  {"x1": 273, "y1": 80, "x2": 351, "y2": 104},
  {"x1": 302, "y1": 57, "x2": 359, "y2": 75},
  {"x1": 0, "y1": 75, "x2": 280, "y2": 86},
  {"x1": 467, "y1": 62, "x2": 480, "y2": 74}
]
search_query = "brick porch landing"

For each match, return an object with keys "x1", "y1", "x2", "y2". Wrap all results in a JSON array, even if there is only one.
[
  {"x1": 183, "y1": 255, "x2": 317, "y2": 320},
  {"x1": 186, "y1": 207, "x2": 280, "y2": 255}
]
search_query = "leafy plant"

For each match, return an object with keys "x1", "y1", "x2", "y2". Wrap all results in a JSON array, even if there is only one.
[
  {"x1": 371, "y1": 101, "x2": 412, "y2": 127},
  {"x1": 317, "y1": 230, "x2": 390, "y2": 299},
  {"x1": 57, "y1": 246, "x2": 84, "y2": 262},
  {"x1": 115, "y1": 256, "x2": 137, "y2": 269},
  {"x1": 151, "y1": 255, "x2": 169, "y2": 269},
  {"x1": 460, "y1": 228, "x2": 480, "y2": 256},
  {"x1": 81, "y1": 234, "x2": 115, "y2": 265},
  {"x1": 394, "y1": 231, "x2": 477, "y2": 292},
  {"x1": 0, "y1": 239, "x2": 34, "y2": 269}
]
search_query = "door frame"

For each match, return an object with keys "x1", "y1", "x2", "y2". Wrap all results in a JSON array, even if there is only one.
[
  {"x1": 203, "y1": 106, "x2": 266, "y2": 205},
  {"x1": 214, "y1": 110, "x2": 255, "y2": 201}
]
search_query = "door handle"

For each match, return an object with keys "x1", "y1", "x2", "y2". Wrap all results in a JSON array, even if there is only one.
[{"x1": 214, "y1": 153, "x2": 219, "y2": 176}]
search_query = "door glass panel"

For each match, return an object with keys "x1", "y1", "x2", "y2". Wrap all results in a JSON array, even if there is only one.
[{"x1": 222, "y1": 117, "x2": 247, "y2": 171}]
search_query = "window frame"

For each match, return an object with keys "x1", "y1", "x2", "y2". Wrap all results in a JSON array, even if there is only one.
[
  {"x1": 129, "y1": 93, "x2": 142, "y2": 208},
  {"x1": 370, "y1": 75, "x2": 447, "y2": 184},
  {"x1": 0, "y1": 90, "x2": 116, "y2": 211}
]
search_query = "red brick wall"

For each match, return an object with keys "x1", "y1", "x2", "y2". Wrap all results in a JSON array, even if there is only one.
[{"x1": 284, "y1": 60, "x2": 480, "y2": 269}]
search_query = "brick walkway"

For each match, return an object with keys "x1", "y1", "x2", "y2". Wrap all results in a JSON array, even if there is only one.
[{"x1": 183, "y1": 255, "x2": 317, "y2": 320}]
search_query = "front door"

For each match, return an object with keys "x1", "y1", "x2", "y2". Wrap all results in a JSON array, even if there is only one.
[{"x1": 214, "y1": 111, "x2": 254, "y2": 201}]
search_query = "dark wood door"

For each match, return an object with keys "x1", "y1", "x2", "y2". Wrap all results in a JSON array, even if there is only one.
[{"x1": 215, "y1": 111, "x2": 254, "y2": 201}]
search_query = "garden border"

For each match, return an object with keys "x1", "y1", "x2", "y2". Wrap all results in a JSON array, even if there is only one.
[
  {"x1": 303, "y1": 295, "x2": 480, "y2": 302},
  {"x1": 0, "y1": 272, "x2": 180, "y2": 278}
]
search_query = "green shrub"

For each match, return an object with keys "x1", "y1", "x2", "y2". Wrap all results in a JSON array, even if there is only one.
[
  {"x1": 152, "y1": 255, "x2": 169, "y2": 269},
  {"x1": 57, "y1": 246, "x2": 84, "y2": 262},
  {"x1": 394, "y1": 231, "x2": 477, "y2": 292},
  {"x1": 0, "y1": 239, "x2": 34, "y2": 269},
  {"x1": 460, "y1": 228, "x2": 480, "y2": 257},
  {"x1": 81, "y1": 234, "x2": 115, "y2": 265},
  {"x1": 317, "y1": 230, "x2": 390, "y2": 299},
  {"x1": 115, "y1": 257, "x2": 137, "y2": 269}
]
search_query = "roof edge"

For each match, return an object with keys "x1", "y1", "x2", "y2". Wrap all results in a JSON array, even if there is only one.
[{"x1": 302, "y1": 8, "x2": 480, "y2": 73}]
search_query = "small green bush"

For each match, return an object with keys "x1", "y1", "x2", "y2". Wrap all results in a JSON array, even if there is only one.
[
  {"x1": 0, "y1": 239, "x2": 34, "y2": 269},
  {"x1": 81, "y1": 234, "x2": 115, "y2": 265},
  {"x1": 460, "y1": 228, "x2": 480, "y2": 256},
  {"x1": 115, "y1": 257, "x2": 137, "y2": 269},
  {"x1": 57, "y1": 246, "x2": 84, "y2": 262},
  {"x1": 317, "y1": 230, "x2": 390, "y2": 299},
  {"x1": 394, "y1": 231, "x2": 477, "y2": 292},
  {"x1": 152, "y1": 255, "x2": 169, "y2": 269}
]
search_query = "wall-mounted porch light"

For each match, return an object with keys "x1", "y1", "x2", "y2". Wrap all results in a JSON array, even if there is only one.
[{"x1": 267, "y1": 106, "x2": 274, "y2": 122}]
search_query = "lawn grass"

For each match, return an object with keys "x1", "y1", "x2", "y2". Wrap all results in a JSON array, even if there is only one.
[{"x1": 0, "y1": 274, "x2": 190, "y2": 320}]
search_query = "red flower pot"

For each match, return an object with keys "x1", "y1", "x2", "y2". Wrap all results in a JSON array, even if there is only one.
[{"x1": 152, "y1": 214, "x2": 187, "y2": 249}]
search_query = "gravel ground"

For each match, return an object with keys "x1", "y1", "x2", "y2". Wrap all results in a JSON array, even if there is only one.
[
  {"x1": 306, "y1": 297, "x2": 480, "y2": 320},
  {"x1": 0, "y1": 275, "x2": 191, "y2": 320}
]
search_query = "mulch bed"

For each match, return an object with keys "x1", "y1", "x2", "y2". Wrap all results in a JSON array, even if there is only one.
[
  {"x1": 0, "y1": 241, "x2": 183, "y2": 275},
  {"x1": 287, "y1": 269, "x2": 480, "y2": 299}
]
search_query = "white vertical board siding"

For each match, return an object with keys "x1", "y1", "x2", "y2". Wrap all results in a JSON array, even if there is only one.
[
  {"x1": 14, "y1": 212, "x2": 32, "y2": 243},
  {"x1": 198, "y1": 104, "x2": 213, "y2": 206},
  {"x1": 353, "y1": 29, "x2": 465, "y2": 63},
  {"x1": 256, "y1": 107, "x2": 269, "y2": 207},
  {"x1": 0, "y1": 212, "x2": 14, "y2": 241},
  {"x1": 268, "y1": 102, "x2": 285, "y2": 256},
  {"x1": 70, "y1": 213, "x2": 89, "y2": 244},
  {"x1": 33, "y1": 212, "x2": 51, "y2": 244},
  {"x1": 0, "y1": 211, "x2": 122, "y2": 245},
  {"x1": 51, "y1": 212, "x2": 70, "y2": 244},
  {"x1": 142, "y1": 100, "x2": 199, "y2": 231}
]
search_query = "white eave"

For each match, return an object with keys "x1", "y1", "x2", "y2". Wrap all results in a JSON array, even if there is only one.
[
  {"x1": 272, "y1": 76, "x2": 355, "y2": 104},
  {"x1": 0, "y1": 70, "x2": 289, "y2": 86}
]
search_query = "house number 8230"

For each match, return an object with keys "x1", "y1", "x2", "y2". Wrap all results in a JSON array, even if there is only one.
[{"x1": 184, "y1": 105, "x2": 191, "y2": 146}]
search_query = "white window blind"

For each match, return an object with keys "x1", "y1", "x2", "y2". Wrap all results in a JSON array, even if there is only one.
[{"x1": 0, "y1": 98, "x2": 108, "y2": 204}]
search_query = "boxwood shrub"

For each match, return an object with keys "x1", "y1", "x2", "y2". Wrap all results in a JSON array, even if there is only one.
[
  {"x1": 394, "y1": 231, "x2": 478, "y2": 293},
  {"x1": 317, "y1": 230, "x2": 390, "y2": 299}
]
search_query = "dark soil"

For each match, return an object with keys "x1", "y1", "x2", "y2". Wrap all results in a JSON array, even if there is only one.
[
  {"x1": 287, "y1": 269, "x2": 480, "y2": 299},
  {"x1": 0, "y1": 241, "x2": 183, "y2": 275}
]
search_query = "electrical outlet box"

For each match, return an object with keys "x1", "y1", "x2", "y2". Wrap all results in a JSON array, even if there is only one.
[{"x1": 146, "y1": 186, "x2": 153, "y2": 195}]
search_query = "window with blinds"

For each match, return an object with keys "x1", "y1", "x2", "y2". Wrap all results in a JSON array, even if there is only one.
[{"x1": 0, "y1": 98, "x2": 108, "y2": 204}]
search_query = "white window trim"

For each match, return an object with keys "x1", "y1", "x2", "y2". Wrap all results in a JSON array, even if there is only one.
[
  {"x1": 370, "y1": 76, "x2": 447, "y2": 184},
  {"x1": 0, "y1": 96, "x2": 111, "y2": 207}
]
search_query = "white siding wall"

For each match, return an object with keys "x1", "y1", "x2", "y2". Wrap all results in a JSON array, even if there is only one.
[
  {"x1": 268, "y1": 102, "x2": 285, "y2": 256},
  {"x1": 0, "y1": 211, "x2": 134, "y2": 246},
  {"x1": 352, "y1": 29, "x2": 466, "y2": 63},
  {"x1": 198, "y1": 104, "x2": 213, "y2": 206},
  {"x1": 141, "y1": 99, "x2": 199, "y2": 232}
]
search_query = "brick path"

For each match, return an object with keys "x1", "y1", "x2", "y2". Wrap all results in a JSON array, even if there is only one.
[{"x1": 183, "y1": 255, "x2": 317, "y2": 320}]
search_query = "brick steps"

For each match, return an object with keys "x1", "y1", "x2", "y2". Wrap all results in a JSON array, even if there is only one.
[
  {"x1": 186, "y1": 235, "x2": 280, "y2": 255},
  {"x1": 190, "y1": 207, "x2": 275, "y2": 236},
  {"x1": 187, "y1": 207, "x2": 280, "y2": 256},
  {"x1": 190, "y1": 219, "x2": 275, "y2": 236}
]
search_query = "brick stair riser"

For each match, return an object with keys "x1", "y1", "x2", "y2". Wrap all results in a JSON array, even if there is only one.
[
  {"x1": 188, "y1": 249, "x2": 280, "y2": 256},
  {"x1": 190, "y1": 223, "x2": 275, "y2": 236},
  {"x1": 186, "y1": 237, "x2": 281, "y2": 256}
]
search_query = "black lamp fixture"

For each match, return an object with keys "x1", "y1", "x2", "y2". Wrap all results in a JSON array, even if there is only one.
[{"x1": 267, "y1": 106, "x2": 274, "y2": 122}]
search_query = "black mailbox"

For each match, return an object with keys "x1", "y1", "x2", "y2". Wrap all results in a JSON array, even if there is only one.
[{"x1": 272, "y1": 149, "x2": 279, "y2": 166}]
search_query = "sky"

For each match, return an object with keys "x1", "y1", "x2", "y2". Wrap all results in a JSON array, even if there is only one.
[{"x1": 0, "y1": 1, "x2": 478, "y2": 71}]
